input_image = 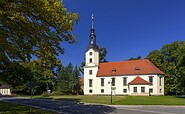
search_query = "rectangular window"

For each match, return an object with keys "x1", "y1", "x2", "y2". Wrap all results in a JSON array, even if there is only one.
[
  {"x1": 149, "y1": 88, "x2": 153, "y2": 93},
  {"x1": 112, "y1": 78, "x2": 115, "y2": 86},
  {"x1": 141, "y1": 87, "x2": 145, "y2": 93},
  {"x1": 89, "y1": 70, "x2": 92, "y2": 75},
  {"x1": 101, "y1": 78, "x2": 104, "y2": 86},
  {"x1": 89, "y1": 58, "x2": 92, "y2": 63},
  {"x1": 133, "y1": 87, "x2": 137, "y2": 93},
  {"x1": 89, "y1": 52, "x2": 92, "y2": 55},
  {"x1": 89, "y1": 79, "x2": 93, "y2": 87},
  {"x1": 101, "y1": 89, "x2": 104, "y2": 93},
  {"x1": 149, "y1": 76, "x2": 153, "y2": 85},
  {"x1": 89, "y1": 89, "x2": 92, "y2": 93},
  {"x1": 159, "y1": 77, "x2": 162, "y2": 86},
  {"x1": 123, "y1": 77, "x2": 127, "y2": 86},
  {"x1": 123, "y1": 89, "x2": 127, "y2": 93}
]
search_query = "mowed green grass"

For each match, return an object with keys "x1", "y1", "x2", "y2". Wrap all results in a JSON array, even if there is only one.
[
  {"x1": 50, "y1": 95, "x2": 124, "y2": 104},
  {"x1": 0, "y1": 101, "x2": 55, "y2": 114},
  {"x1": 43, "y1": 95, "x2": 185, "y2": 105},
  {"x1": 113, "y1": 96, "x2": 185, "y2": 105}
]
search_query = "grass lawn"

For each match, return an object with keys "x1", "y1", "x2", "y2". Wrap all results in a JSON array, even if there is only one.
[
  {"x1": 35, "y1": 95, "x2": 185, "y2": 105},
  {"x1": 0, "y1": 101, "x2": 55, "y2": 114},
  {"x1": 50, "y1": 95, "x2": 124, "y2": 104},
  {"x1": 113, "y1": 96, "x2": 185, "y2": 105}
]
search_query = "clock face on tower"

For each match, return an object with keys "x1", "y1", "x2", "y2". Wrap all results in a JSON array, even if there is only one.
[{"x1": 91, "y1": 41, "x2": 93, "y2": 44}]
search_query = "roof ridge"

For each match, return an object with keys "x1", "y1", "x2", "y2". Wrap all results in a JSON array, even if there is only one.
[{"x1": 99, "y1": 59, "x2": 149, "y2": 64}]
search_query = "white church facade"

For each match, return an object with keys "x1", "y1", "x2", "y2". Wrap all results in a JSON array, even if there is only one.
[{"x1": 83, "y1": 15, "x2": 164, "y2": 96}]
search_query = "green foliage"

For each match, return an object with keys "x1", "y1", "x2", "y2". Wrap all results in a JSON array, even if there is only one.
[
  {"x1": 41, "y1": 92, "x2": 52, "y2": 97},
  {"x1": 52, "y1": 91, "x2": 64, "y2": 96},
  {"x1": 56, "y1": 63, "x2": 81, "y2": 95},
  {"x1": 79, "y1": 61, "x2": 85, "y2": 74},
  {"x1": 71, "y1": 66, "x2": 81, "y2": 95},
  {"x1": 9, "y1": 59, "x2": 63, "y2": 95},
  {"x1": 129, "y1": 56, "x2": 142, "y2": 60},
  {"x1": 0, "y1": 0, "x2": 78, "y2": 86},
  {"x1": 0, "y1": 61, "x2": 32, "y2": 88},
  {"x1": 99, "y1": 47, "x2": 108, "y2": 62},
  {"x1": 146, "y1": 41, "x2": 185, "y2": 95}
]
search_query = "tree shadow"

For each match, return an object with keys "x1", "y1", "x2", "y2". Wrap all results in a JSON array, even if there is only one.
[
  {"x1": 2, "y1": 97, "x2": 116, "y2": 114},
  {"x1": 176, "y1": 95, "x2": 185, "y2": 99}
]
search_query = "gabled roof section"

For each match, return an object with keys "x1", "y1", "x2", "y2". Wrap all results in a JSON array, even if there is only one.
[
  {"x1": 128, "y1": 76, "x2": 151, "y2": 85},
  {"x1": 0, "y1": 84, "x2": 11, "y2": 89},
  {"x1": 97, "y1": 59, "x2": 164, "y2": 76}
]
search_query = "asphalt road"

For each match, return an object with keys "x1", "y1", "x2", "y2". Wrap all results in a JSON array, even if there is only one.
[{"x1": 0, "y1": 97, "x2": 185, "y2": 114}]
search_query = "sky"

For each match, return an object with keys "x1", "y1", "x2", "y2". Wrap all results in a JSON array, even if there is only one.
[{"x1": 59, "y1": 0, "x2": 185, "y2": 67}]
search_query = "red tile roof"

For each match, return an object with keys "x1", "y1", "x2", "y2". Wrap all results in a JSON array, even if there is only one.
[
  {"x1": 80, "y1": 78, "x2": 84, "y2": 85},
  {"x1": 97, "y1": 59, "x2": 164, "y2": 77},
  {"x1": 128, "y1": 76, "x2": 151, "y2": 85}
]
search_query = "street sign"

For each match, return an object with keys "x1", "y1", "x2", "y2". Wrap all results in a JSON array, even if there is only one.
[{"x1": 28, "y1": 82, "x2": 35, "y2": 89}]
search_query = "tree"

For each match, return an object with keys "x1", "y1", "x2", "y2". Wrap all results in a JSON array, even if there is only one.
[
  {"x1": 70, "y1": 66, "x2": 81, "y2": 95},
  {"x1": 1, "y1": 61, "x2": 33, "y2": 94},
  {"x1": 146, "y1": 41, "x2": 185, "y2": 95},
  {"x1": 57, "y1": 63, "x2": 73, "y2": 94},
  {"x1": 0, "y1": 0, "x2": 78, "y2": 85},
  {"x1": 56, "y1": 63, "x2": 81, "y2": 95},
  {"x1": 99, "y1": 48, "x2": 108, "y2": 62},
  {"x1": 129, "y1": 56, "x2": 142, "y2": 60},
  {"x1": 8, "y1": 59, "x2": 62, "y2": 95}
]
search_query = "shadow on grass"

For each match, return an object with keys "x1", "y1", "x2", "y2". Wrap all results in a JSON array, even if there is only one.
[
  {"x1": 0, "y1": 101, "x2": 52, "y2": 114},
  {"x1": 176, "y1": 95, "x2": 185, "y2": 99}
]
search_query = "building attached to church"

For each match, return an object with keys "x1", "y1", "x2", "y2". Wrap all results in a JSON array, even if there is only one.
[
  {"x1": 84, "y1": 15, "x2": 164, "y2": 96},
  {"x1": 0, "y1": 84, "x2": 11, "y2": 95}
]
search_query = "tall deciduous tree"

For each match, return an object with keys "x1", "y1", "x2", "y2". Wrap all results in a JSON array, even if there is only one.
[
  {"x1": 146, "y1": 41, "x2": 185, "y2": 95},
  {"x1": 0, "y1": 0, "x2": 78, "y2": 85}
]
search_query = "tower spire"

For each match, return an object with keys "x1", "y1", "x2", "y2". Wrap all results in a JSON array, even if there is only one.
[
  {"x1": 90, "y1": 13, "x2": 96, "y2": 44},
  {"x1": 86, "y1": 13, "x2": 99, "y2": 52},
  {"x1": 91, "y1": 13, "x2": 94, "y2": 30}
]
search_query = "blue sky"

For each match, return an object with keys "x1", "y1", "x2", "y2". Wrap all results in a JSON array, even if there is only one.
[{"x1": 60, "y1": 0, "x2": 185, "y2": 66}]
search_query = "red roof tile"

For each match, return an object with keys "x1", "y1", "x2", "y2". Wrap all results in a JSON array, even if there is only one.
[
  {"x1": 97, "y1": 59, "x2": 164, "y2": 77},
  {"x1": 80, "y1": 78, "x2": 84, "y2": 85},
  {"x1": 128, "y1": 76, "x2": 151, "y2": 85}
]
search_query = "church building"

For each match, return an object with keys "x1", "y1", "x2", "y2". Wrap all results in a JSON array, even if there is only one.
[{"x1": 84, "y1": 14, "x2": 164, "y2": 96}]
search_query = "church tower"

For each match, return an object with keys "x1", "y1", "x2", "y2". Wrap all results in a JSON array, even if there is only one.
[
  {"x1": 84, "y1": 14, "x2": 99, "y2": 95},
  {"x1": 85, "y1": 14, "x2": 99, "y2": 66}
]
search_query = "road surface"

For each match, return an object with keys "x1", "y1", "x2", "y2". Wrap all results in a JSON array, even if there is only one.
[{"x1": 0, "y1": 97, "x2": 185, "y2": 114}]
